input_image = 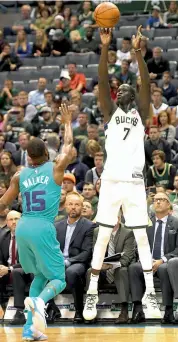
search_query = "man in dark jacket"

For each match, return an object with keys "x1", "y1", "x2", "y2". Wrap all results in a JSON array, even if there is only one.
[
  {"x1": 147, "y1": 47, "x2": 169, "y2": 80},
  {"x1": 0, "y1": 44, "x2": 22, "y2": 72},
  {"x1": 51, "y1": 29, "x2": 71, "y2": 56},
  {"x1": 66, "y1": 147, "x2": 89, "y2": 191}
]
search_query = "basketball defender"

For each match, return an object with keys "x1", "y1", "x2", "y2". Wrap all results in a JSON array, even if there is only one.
[
  {"x1": 83, "y1": 26, "x2": 161, "y2": 320},
  {"x1": 0, "y1": 104, "x2": 73, "y2": 340}
]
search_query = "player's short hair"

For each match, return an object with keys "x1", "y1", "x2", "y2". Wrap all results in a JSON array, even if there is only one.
[
  {"x1": 27, "y1": 138, "x2": 46, "y2": 159},
  {"x1": 152, "y1": 150, "x2": 165, "y2": 162}
]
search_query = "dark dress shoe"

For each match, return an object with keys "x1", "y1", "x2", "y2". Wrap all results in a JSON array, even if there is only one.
[
  {"x1": 115, "y1": 311, "x2": 129, "y2": 324},
  {"x1": 73, "y1": 311, "x2": 84, "y2": 323},
  {"x1": 131, "y1": 311, "x2": 145, "y2": 324},
  {"x1": 10, "y1": 310, "x2": 26, "y2": 325},
  {"x1": 161, "y1": 314, "x2": 174, "y2": 324},
  {"x1": 46, "y1": 303, "x2": 61, "y2": 323}
]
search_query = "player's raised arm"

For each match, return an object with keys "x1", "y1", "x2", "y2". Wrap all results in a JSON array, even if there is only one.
[
  {"x1": 54, "y1": 103, "x2": 73, "y2": 173},
  {"x1": 132, "y1": 26, "x2": 150, "y2": 126},
  {"x1": 98, "y1": 28, "x2": 115, "y2": 123},
  {"x1": 0, "y1": 172, "x2": 19, "y2": 213}
]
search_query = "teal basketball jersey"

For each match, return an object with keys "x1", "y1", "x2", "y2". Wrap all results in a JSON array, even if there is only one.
[{"x1": 19, "y1": 161, "x2": 61, "y2": 223}]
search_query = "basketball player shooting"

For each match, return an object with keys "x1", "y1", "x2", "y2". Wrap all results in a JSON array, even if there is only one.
[
  {"x1": 83, "y1": 26, "x2": 161, "y2": 321},
  {"x1": 0, "y1": 104, "x2": 73, "y2": 341}
]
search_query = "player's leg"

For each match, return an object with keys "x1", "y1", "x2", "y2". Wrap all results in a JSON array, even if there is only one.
[
  {"x1": 123, "y1": 182, "x2": 161, "y2": 318},
  {"x1": 83, "y1": 180, "x2": 121, "y2": 320},
  {"x1": 24, "y1": 221, "x2": 66, "y2": 332}
]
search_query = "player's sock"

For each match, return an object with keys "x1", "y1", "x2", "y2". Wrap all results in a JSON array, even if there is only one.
[
  {"x1": 39, "y1": 279, "x2": 66, "y2": 304},
  {"x1": 25, "y1": 274, "x2": 47, "y2": 327},
  {"x1": 88, "y1": 274, "x2": 99, "y2": 294},
  {"x1": 133, "y1": 228, "x2": 155, "y2": 294}
]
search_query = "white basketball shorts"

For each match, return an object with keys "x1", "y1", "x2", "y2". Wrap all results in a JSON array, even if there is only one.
[{"x1": 96, "y1": 179, "x2": 148, "y2": 228}]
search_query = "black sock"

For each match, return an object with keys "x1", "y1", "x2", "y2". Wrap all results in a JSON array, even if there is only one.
[
  {"x1": 133, "y1": 301, "x2": 143, "y2": 312},
  {"x1": 121, "y1": 302, "x2": 128, "y2": 313},
  {"x1": 165, "y1": 305, "x2": 173, "y2": 314}
]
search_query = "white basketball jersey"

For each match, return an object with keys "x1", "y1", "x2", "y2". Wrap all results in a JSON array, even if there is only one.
[{"x1": 102, "y1": 106, "x2": 145, "y2": 182}]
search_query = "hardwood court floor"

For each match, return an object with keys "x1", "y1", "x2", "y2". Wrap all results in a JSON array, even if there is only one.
[{"x1": 1, "y1": 326, "x2": 178, "y2": 342}]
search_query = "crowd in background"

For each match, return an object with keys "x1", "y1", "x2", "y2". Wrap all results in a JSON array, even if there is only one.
[{"x1": 1, "y1": 0, "x2": 178, "y2": 327}]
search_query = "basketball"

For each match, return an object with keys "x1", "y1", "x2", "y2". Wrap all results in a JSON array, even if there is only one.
[{"x1": 94, "y1": 2, "x2": 120, "y2": 28}]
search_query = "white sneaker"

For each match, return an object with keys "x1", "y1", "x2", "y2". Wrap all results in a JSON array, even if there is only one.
[
  {"x1": 24, "y1": 297, "x2": 47, "y2": 333},
  {"x1": 83, "y1": 293, "x2": 98, "y2": 321},
  {"x1": 143, "y1": 292, "x2": 162, "y2": 319}
]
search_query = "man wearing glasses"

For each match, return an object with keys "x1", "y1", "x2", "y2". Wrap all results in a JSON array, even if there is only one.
[{"x1": 129, "y1": 192, "x2": 178, "y2": 324}]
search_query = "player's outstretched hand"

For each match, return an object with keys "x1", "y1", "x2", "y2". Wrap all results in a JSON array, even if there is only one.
[
  {"x1": 99, "y1": 28, "x2": 112, "y2": 46},
  {"x1": 132, "y1": 25, "x2": 143, "y2": 50},
  {"x1": 59, "y1": 103, "x2": 72, "y2": 124}
]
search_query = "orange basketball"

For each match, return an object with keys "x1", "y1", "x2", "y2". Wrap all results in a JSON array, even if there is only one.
[{"x1": 94, "y1": 2, "x2": 120, "y2": 28}]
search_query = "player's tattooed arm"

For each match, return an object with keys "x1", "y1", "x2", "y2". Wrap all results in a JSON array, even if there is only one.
[
  {"x1": 98, "y1": 28, "x2": 115, "y2": 123},
  {"x1": 0, "y1": 172, "x2": 20, "y2": 213},
  {"x1": 132, "y1": 26, "x2": 150, "y2": 126}
]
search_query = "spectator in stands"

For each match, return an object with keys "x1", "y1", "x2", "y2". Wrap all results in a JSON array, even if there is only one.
[
  {"x1": 0, "y1": 133, "x2": 16, "y2": 156},
  {"x1": 129, "y1": 49, "x2": 139, "y2": 76},
  {"x1": 57, "y1": 64, "x2": 86, "y2": 93},
  {"x1": 116, "y1": 37, "x2": 131, "y2": 66},
  {"x1": 79, "y1": 0, "x2": 94, "y2": 27},
  {"x1": 160, "y1": 71, "x2": 177, "y2": 102},
  {"x1": 163, "y1": 1, "x2": 178, "y2": 26},
  {"x1": 79, "y1": 124, "x2": 105, "y2": 160},
  {"x1": 82, "y1": 182, "x2": 98, "y2": 218},
  {"x1": 95, "y1": 178, "x2": 101, "y2": 197},
  {"x1": 147, "y1": 150, "x2": 176, "y2": 190},
  {"x1": 30, "y1": 1, "x2": 46, "y2": 20},
  {"x1": 66, "y1": 147, "x2": 89, "y2": 191},
  {"x1": 129, "y1": 192, "x2": 178, "y2": 324},
  {"x1": 82, "y1": 200, "x2": 94, "y2": 220},
  {"x1": 12, "y1": 5, "x2": 32, "y2": 34},
  {"x1": 0, "y1": 151, "x2": 17, "y2": 182},
  {"x1": 73, "y1": 112, "x2": 88, "y2": 142},
  {"x1": 110, "y1": 77, "x2": 120, "y2": 102},
  {"x1": 51, "y1": 29, "x2": 71, "y2": 56},
  {"x1": 0, "y1": 30, "x2": 5, "y2": 54},
  {"x1": 88, "y1": 213, "x2": 136, "y2": 324},
  {"x1": 55, "y1": 192, "x2": 94, "y2": 322},
  {"x1": 73, "y1": 27, "x2": 98, "y2": 53},
  {"x1": 38, "y1": 106, "x2": 59, "y2": 141},
  {"x1": 14, "y1": 30, "x2": 31, "y2": 58},
  {"x1": 18, "y1": 91, "x2": 37, "y2": 122},
  {"x1": 0, "y1": 211, "x2": 22, "y2": 318},
  {"x1": 56, "y1": 69, "x2": 71, "y2": 99},
  {"x1": 0, "y1": 180, "x2": 8, "y2": 199},
  {"x1": 85, "y1": 152, "x2": 104, "y2": 186},
  {"x1": 28, "y1": 78, "x2": 47, "y2": 106},
  {"x1": 55, "y1": 188, "x2": 67, "y2": 222},
  {"x1": 147, "y1": 47, "x2": 170, "y2": 80},
  {"x1": 82, "y1": 139, "x2": 102, "y2": 169},
  {"x1": 158, "y1": 111, "x2": 176, "y2": 146},
  {"x1": 12, "y1": 132, "x2": 29, "y2": 167},
  {"x1": 44, "y1": 91, "x2": 54, "y2": 108},
  {"x1": 47, "y1": 15, "x2": 65, "y2": 39},
  {"x1": 46, "y1": 133, "x2": 59, "y2": 161},
  {"x1": 63, "y1": 173, "x2": 76, "y2": 194},
  {"x1": 151, "y1": 89, "x2": 168, "y2": 116},
  {"x1": 0, "y1": 44, "x2": 22, "y2": 72},
  {"x1": 140, "y1": 36, "x2": 153, "y2": 63},
  {"x1": 115, "y1": 60, "x2": 136, "y2": 87},
  {"x1": 0, "y1": 80, "x2": 18, "y2": 113},
  {"x1": 145, "y1": 126, "x2": 172, "y2": 167},
  {"x1": 63, "y1": 7, "x2": 72, "y2": 27},
  {"x1": 0, "y1": 205, "x2": 9, "y2": 229},
  {"x1": 2, "y1": 107, "x2": 33, "y2": 144},
  {"x1": 32, "y1": 29, "x2": 51, "y2": 57},
  {"x1": 64, "y1": 15, "x2": 85, "y2": 43},
  {"x1": 146, "y1": 6, "x2": 163, "y2": 30},
  {"x1": 53, "y1": 0, "x2": 64, "y2": 16},
  {"x1": 108, "y1": 50, "x2": 120, "y2": 76},
  {"x1": 30, "y1": 7, "x2": 55, "y2": 31},
  {"x1": 169, "y1": 175, "x2": 178, "y2": 204}
]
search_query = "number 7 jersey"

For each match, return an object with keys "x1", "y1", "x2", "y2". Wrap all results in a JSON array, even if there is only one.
[
  {"x1": 103, "y1": 106, "x2": 145, "y2": 182},
  {"x1": 19, "y1": 161, "x2": 61, "y2": 223}
]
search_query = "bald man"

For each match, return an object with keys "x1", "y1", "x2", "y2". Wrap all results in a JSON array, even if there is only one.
[{"x1": 55, "y1": 192, "x2": 95, "y2": 323}]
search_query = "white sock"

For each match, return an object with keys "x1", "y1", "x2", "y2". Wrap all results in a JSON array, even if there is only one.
[
  {"x1": 87, "y1": 274, "x2": 99, "y2": 294},
  {"x1": 143, "y1": 271, "x2": 155, "y2": 294}
]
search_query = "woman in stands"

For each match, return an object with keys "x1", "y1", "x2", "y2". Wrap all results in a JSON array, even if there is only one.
[
  {"x1": 53, "y1": 0, "x2": 64, "y2": 15},
  {"x1": 140, "y1": 36, "x2": 153, "y2": 62},
  {"x1": 30, "y1": 7, "x2": 55, "y2": 31},
  {"x1": 30, "y1": 1, "x2": 48, "y2": 20},
  {"x1": 163, "y1": 1, "x2": 178, "y2": 26},
  {"x1": 14, "y1": 30, "x2": 32, "y2": 58},
  {"x1": 0, "y1": 151, "x2": 17, "y2": 182},
  {"x1": 158, "y1": 110, "x2": 176, "y2": 146},
  {"x1": 63, "y1": 7, "x2": 72, "y2": 28},
  {"x1": 32, "y1": 29, "x2": 51, "y2": 57}
]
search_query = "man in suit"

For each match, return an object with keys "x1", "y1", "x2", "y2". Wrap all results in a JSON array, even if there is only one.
[
  {"x1": 129, "y1": 192, "x2": 178, "y2": 323},
  {"x1": 55, "y1": 192, "x2": 95, "y2": 323},
  {"x1": 87, "y1": 215, "x2": 136, "y2": 324},
  {"x1": 12, "y1": 132, "x2": 30, "y2": 167}
]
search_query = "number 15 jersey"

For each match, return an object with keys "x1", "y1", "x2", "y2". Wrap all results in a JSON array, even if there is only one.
[
  {"x1": 102, "y1": 106, "x2": 145, "y2": 182},
  {"x1": 19, "y1": 161, "x2": 61, "y2": 223}
]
